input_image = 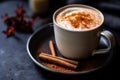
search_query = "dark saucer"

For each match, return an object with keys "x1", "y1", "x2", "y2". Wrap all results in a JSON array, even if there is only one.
[{"x1": 26, "y1": 23, "x2": 113, "y2": 75}]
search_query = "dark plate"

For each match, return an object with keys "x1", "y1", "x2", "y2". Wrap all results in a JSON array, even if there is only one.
[{"x1": 26, "y1": 23, "x2": 113, "y2": 75}]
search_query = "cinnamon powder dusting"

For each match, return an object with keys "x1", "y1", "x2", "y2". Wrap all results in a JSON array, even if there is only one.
[
  {"x1": 56, "y1": 8, "x2": 102, "y2": 30},
  {"x1": 62, "y1": 12, "x2": 95, "y2": 29}
]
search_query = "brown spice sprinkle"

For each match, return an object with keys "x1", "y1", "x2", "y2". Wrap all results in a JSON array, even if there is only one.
[
  {"x1": 41, "y1": 62, "x2": 77, "y2": 72},
  {"x1": 40, "y1": 54, "x2": 107, "y2": 73},
  {"x1": 62, "y1": 12, "x2": 95, "y2": 29}
]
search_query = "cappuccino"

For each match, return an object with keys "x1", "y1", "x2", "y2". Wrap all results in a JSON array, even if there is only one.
[
  {"x1": 53, "y1": 4, "x2": 114, "y2": 59},
  {"x1": 56, "y1": 7, "x2": 103, "y2": 31}
]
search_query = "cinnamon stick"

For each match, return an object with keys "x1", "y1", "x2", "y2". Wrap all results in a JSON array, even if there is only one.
[
  {"x1": 42, "y1": 52, "x2": 78, "y2": 65},
  {"x1": 39, "y1": 52, "x2": 78, "y2": 70},
  {"x1": 49, "y1": 40, "x2": 56, "y2": 56}
]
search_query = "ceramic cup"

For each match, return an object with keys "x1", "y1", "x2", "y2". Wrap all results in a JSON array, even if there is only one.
[{"x1": 53, "y1": 4, "x2": 115, "y2": 59}]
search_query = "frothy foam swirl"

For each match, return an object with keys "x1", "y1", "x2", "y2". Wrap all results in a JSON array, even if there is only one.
[{"x1": 56, "y1": 7, "x2": 102, "y2": 31}]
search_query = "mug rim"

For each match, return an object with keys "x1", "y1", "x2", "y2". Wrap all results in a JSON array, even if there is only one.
[{"x1": 53, "y1": 4, "x2": 104, "y2": 32}]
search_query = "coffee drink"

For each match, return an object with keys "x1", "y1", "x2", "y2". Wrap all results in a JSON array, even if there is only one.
[
  {"x1": 56, "y1": 7, "x2": 103, "y2": 31},
  {"x1": 53, "y1": 4, "x2": 114, "y2": 59}
]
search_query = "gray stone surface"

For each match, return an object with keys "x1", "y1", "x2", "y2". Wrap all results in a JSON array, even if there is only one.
[{"x1": 0, "y1": 1, "x2": 45, "y2": 80}]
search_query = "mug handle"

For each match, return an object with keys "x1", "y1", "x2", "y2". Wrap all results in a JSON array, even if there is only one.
[{"x1": 92, "y1": 30, "x2": 115, "y2": 55}]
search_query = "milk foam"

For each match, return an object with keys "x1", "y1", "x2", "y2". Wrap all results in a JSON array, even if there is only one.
[{"x1": 56, "y1": 7, "x2": 102, "y2": 31}]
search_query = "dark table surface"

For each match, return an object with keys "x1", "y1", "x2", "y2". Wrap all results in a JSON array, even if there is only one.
[{"x1": 0, "y1": 1, "x2": 120, "y2": 80}]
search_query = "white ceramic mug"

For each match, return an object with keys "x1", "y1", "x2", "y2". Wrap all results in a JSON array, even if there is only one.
[{"x1": 53, "y1": 4, "x2": 115, "y2": 59}]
